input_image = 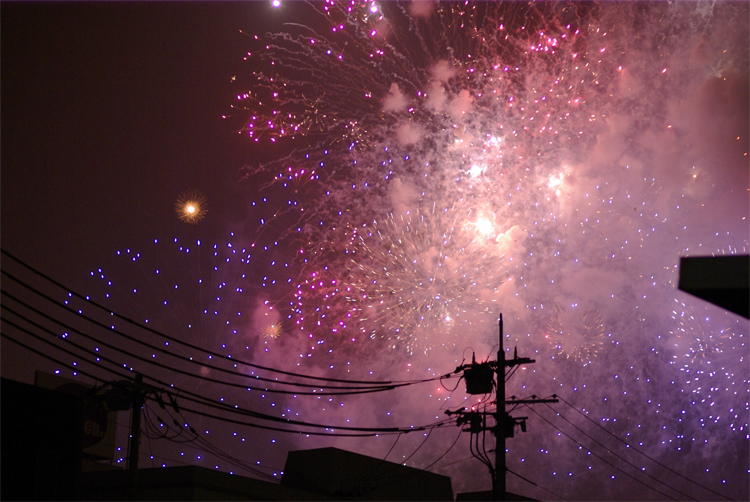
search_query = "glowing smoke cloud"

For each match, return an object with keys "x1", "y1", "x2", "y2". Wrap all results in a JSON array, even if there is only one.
[
  {"x1": 229, "y1": 1, "x2": 748, "y2": 498},
  {"x1": 58, "y1": 1, "x2": 749, "y2": 499}
]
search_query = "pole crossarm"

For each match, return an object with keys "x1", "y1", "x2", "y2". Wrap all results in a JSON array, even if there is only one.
[
  {"x1": 445, "y1": 314, "x2": 559, "y2": 501},
  {"x1": 494, "y1": 356, "x2": 535, "y2": 368},
  {"x1": 504, "y1": 396, "x2": 559, "y2": 405},
  {"x1": 454, "y1": 356, "x2": 535, "y2": 374}
]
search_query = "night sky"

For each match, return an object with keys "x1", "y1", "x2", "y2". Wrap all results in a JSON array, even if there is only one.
[{"x1": 2, "y1": 1, "x2": 748, "y2": 500}]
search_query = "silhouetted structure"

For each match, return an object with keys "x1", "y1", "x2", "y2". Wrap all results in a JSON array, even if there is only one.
[
  {"x1": 281, "y1": 447, "x2": 453, "y2": 500},
  {"x1": 455, "y1": 490, "x2": 538, "y2": 501},
  {"x1": 79, "y1": 447, "x2": 453, "y2": 500},
  {"x1": 679, "y1": 255, "x2": 749, "y2": 318},
  {"x1": 1, "y1": 378, "x2": 84, "y2": 500},
  {"x1": 2, "y1": 375, "x2": 455, "y2": 501},
  {"x1": 80, "y1": 465, "x2": 325, "y2": 501}
]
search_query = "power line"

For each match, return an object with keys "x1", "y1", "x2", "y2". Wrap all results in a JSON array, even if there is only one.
[
  {"x1": 422, "y1": 428, "x2": 462, "y2": 471},
  {"x1": 528, "y1": 406, "x2": 679, "y2": 501},
  {"x1": 506, "y1": 467, "x2": 570, "y2": 502},
  {"x1": 143, "y1": 402, "x2": 281, "y2": 481},
  {"x1": 347, "y1": 427, "x2": 437, "y2": 494},
  {"x1": 540, "y1": 403, "x2": 698, "y2": 501},
  {"x1": 427, "y1": 453, "x2": 475, "y2": 472},
  {"x1": 2, "y1": 249, "x2": 447, "y2": 386},
  {"x1": 557, "y1": 396, "x2": 732, "y2": 501},
  {"x1": 1, "y1": 264, "x2": 448, "y2": 391},
  {"x1": 402, "y1": 427, "x2": 435, "y2": 464},
  {"x1": 1, "y1": 320, "x2": 454, "y2": 436},
  {"x1": 0, "y1": 328, "x2": 133, "y2": 387},
  {"x1": 172, "y1": 401, "x2": 451, "y2": 438},
  {"x1": 447, "y1": 316, "x2": 558, "y2": 499},
  {"x1": 129, "y1": 415, "x2": 279, "y2": 483},
  {"x1": 1, "y1": 294, "x2": 407, "y2": 396},
  {"x1": 1, "y1": 255, "x2": 466, "y2": 438},
  {"x1": 156, "y1": 382, "x2": 454, "y2": 435}
]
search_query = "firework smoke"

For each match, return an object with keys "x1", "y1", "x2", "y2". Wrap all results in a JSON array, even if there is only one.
[{"x1": 228, "y1": 1, "x2": 748, "y2": 497}]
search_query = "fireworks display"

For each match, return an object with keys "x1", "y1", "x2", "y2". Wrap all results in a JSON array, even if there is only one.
[
  {"x1": 88, "y1": 237, "x2": 252, "y2": 353},
  {"x1": 232, "y1": 0, "x2": 748, "y2": 358},
  {"x1": 342, "y1": 207, "x2": 506, "y2": 355},
  {"x1": 3, "y1": 1, "x2": 748, "y2": 500},
  {"x1": 262, "y1": 321, "x2": 282, "y2": 340},
  {"x1": 668, "y1": 300, "x2": 749, "y2": 431},
  {"x1": 545, "y1": 304, "x2": 605, "y2": 364},
  {"x1": 175, "y1": 190, "x2": 208, "y2": 224},
  {"x1": 228, "y1": 1, "x2": 748, "y2": 497}
]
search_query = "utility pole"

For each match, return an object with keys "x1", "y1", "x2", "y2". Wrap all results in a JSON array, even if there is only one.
[
  {"x1": 448, "y1": 314, "x2": 558, "y2": 501},
  {"x1": 96, "y1": 374, "x2": 150, "y2": 501},
  {"x1": 495, "y1": 315, "x2": 505, "y2": 500},
  {"x1": 127, "y1": 373, "x2": 144, "y2": 501}
]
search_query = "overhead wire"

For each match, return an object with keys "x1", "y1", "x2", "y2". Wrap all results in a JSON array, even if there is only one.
[
  {"x1": 1, "y1": 269, "x2": 447, "y2": 392},
  {"x1": 557, "y1": 396, "x2": 732, "y2": 501},
  {"x1": 135, "y1": 405, "x2": 280, "y2": 482},
  {"x1": 504, "y1": 364, "x2": 521, "y2": 382},
  {"x1": 439, "y1": 372, "x2": 462, "y2": 392},
  {"x1": 1, "y1": 324, "x2": 450, "y2": 439},
  {"x1": 383, "y1": 433, "x2": 402, "y2": 462},
  {"x1": 1, "y1": 249, "x2": 452, "y2": 387},
  {"x1": 401, "y1": 425, "x2": 435, "y2": 465},
  {"x1": 528, "y1": 406, "x2": 679, "y2": 501},
  {"x1": 173, "y1": 401, "x2": 449, "y2": 438},
  {"x1": 542, "y1": 402, "x2": 699, "y2": 501},
  {"x1": 422, "y1": 427, "x2": 463, "y2": 471},
  {"x1": 2, "y1": 269, "x2": 480, "y2": 486},
  {"x1": 479, "y1": 405, "x2": 494, "y2": 472},
  {"x1": 348, "y1": 424, "x2": 445, "y2": 496},
  {"x1": 142, "y1": 406, "x2": 169, "y2": 440},
  {"x1": 0, "y1": 294, "x2": 407, "y2": 396},
  {"x1": 148, "y1": 401, "x2": 282, "y2": 481},
  {"x1": 505, "y1": 467, "x2": 570, "y2": 502},
  {"x1": 1, "y1": 313, "x2": 454, "y2": 436},
  {"x1": 0, "y1": 325, "x2": 134, "y2": 386},
  {"x1": 13, "y1": 249, "x2": 709, "y2": 498}
]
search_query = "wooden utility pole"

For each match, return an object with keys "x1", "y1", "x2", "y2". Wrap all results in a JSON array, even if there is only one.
[
  {"x1": 127, "y1": 373, "x2": 144, "y2": 501},
  {"x1": 449, "y1": 314, "x2": 557, "y2": 501},
  {"x1": 495, "y1": 314, "x2": 505, "y2": 500},
  {"x1": 493, "y1": 314, "x2": 558, "y2": 500}
]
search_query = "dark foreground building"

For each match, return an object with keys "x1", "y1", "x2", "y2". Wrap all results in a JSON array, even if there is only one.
[
  {"x1": 1, "y1": 378, "x2": 84, "y2": 501},
  {"x1": 456, "y1": 490, "x2": 538, "y2": 501},
  {"x1": 77, "y1": 448, "x2": 453, "y2": 501},
  {"x1": 281, "y1": 447, "x2": 454, "y2": 500},
  {"x1": 2, "y1": 377, "x2": 454, "y2": 500},
  {"x1": 79, "y1": 465, "x2": 325, "y2": 501}
]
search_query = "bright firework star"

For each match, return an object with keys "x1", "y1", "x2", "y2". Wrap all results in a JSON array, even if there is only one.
[{"x1": 175, "y1": 190, "x2": 208, "y2": 224}]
